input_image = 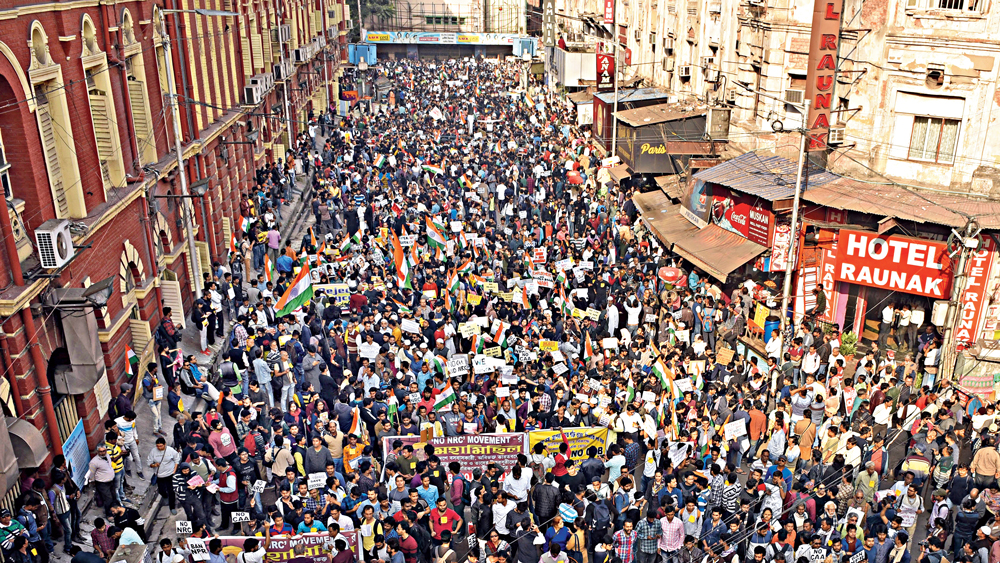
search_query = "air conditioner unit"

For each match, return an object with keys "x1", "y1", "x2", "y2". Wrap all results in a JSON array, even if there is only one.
[
  {"x1": 701, "y1": 56, "x2": 715, "y2": 68},
  {"x1": 785, "y1": 88, "x2": 805, "y2": 105},
  {"x1": 828, "y1": 126, "x2": 847, "y2": 145},
  {"x1": 250, "y1": 72, "x2": 274, "y2": 92},
  {"x1": 243, "y1": 85, "x2": 264, "y2": 105},
  {"x1": 664, "y1": 37, "x2": 674, "y2": 52},
  {"x1": 634, "y1": 29, "x2": 641, "y2": 41},
  {"x1": 272, "y1": 24, "x2": 291, "y2": 43},
  {"x1": 293, "y1": 48, "x2": 307, "y2": 64},
  {"x1": 662, "y1": 57, "x2": 675, "y2": 71},
  {"x1": 726, "y1": 88, "x2": 737, "y2": 103},
  {"x1": 706, "y1": 107, "x2": 731, "y2": 140},
  {"x1": 273, "y1": 61, "x2": 293, "y2": 81},
  {"x1": 705, "y1": 66, "x2": 720, "y2": 82},
  {"x1": 35, "y1": 218, "x2": 74, "y2": 269},
  {"x1": 749, "y1": 0, "x2": 765, "y2": 5},
  {"x1": 678, "y1": 65, "x2": 692, "y2": 78}
]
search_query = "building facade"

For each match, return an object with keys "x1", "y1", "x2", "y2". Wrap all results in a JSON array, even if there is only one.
[{"x1": 0, "y1": 0, "x2": 346, "y2": 506}]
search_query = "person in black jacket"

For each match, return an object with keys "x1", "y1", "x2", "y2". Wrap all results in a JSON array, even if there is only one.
[{"x1": 532, "y1": 474, "x2": 560, "y2": 526}]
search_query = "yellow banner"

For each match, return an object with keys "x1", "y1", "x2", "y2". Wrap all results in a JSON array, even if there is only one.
[
  {"x1": 468, "y1": 294, "x2": 482, "y2": 305},
  {"x1": 529, "y1": 427, "x2": 610, "y2": 461},
  {"x1": 538, "y1": 340, "x2": 559, "y2": 352}
]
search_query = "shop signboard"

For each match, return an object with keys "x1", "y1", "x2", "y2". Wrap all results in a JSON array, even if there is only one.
[
  {"x1": 833, "y1": 230, "x2": 952, "y2": 299},
  {"x1": 955, "y1": 236, "x2": 997, "y2": 348}
]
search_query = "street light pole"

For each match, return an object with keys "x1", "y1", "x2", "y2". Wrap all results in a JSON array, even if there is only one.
[
  {"x1": 160, "y1": 13, "x2": 204, "y2": 297},
  {"x1": 780, "y1": 99, "x2": 810, "y2": 338},
  {"x1": 610, "y1": 0, "x2": 619, "y2": 158}
]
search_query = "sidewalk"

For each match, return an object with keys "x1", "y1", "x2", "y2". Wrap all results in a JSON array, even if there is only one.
[{"x1": 50, "y1": 171, "x2": 318, "y2": 562}]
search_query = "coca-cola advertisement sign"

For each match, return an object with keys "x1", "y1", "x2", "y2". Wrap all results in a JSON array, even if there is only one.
[{"x1": 707, "y1": 186, "x2": 772, "y2": 247}]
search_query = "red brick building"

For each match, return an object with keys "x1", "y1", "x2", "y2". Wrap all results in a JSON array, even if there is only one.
[{"x1": 0, "y1": 0, "x2": 347, "y2": 507}]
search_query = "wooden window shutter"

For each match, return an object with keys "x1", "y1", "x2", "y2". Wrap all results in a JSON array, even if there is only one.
[
  {"x1": 243, "y1": 19, "x2": 254, "y2": 78},
  {"x1": 89, "y1": 89, "x2": 115, "y2": 184},
  {"x1": 251, "y1": 29, "x2": 264, "y2": 72},
  {"x1": 128, "y1": 79, "x2": 153, "y2": 163},
  {"x1": 36, "y1": 103, "x2": 70, "y2": 218}
]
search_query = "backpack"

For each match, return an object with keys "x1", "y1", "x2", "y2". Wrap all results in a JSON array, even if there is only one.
[
  {"x1": 593, "y1": 500, "x2": 612, "y2": 531},
  {"x1": 454, "y1": 474, "x2": 471, "y2": 505}
]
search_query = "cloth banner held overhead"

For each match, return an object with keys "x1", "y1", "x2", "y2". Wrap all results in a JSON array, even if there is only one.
[{"x1": 529, "y1": 427, "x2": 610, "y2": 461}]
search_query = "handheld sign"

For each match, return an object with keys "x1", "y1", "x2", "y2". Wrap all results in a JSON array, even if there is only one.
[
  {"x1": 176, "y1": 521, "x2": 193, "y2": 535},
  {"x1": 251, "y1": 480, "x2": 267, "y2": 494},
  {"x1": 231, "y1": 512, "x2": 251, "y2": 523}
]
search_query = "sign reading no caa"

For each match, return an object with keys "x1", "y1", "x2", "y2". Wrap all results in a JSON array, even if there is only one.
[{"x1": 833, "y1": 229, "x2": 953, "y2": 298}]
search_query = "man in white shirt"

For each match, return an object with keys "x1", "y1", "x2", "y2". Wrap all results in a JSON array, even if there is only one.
[
  {"x1": 879, "y1": 304, "x2": 895, "y2": 351},
  {"x1": 908, "y1": 307, "x2": 925, "y2": 352},
  {"x1": 897, "y1": 304, "x2": 912, "y2": 349},
  {"x1": 802, "y1": 346, "x2": 821, "y2": 380}
]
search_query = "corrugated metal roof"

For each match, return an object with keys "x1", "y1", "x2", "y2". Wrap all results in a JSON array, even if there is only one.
[
  {"x1": 632, "y1": 192, "x2": 765, "y2": 282},
  {"x1": 614, "y1": 103, "x2": 705, "y2": 127},
  {"x1": 694, "y1": 152, "x2": 1000, "y2": 229},
  {"x1": 594, "y1": 88, "x2": 671, "y2": 104},
  {"x1": 655, "y1": 176, "x2": 683, "y2": 199},
  {"x1": 693, "y1": 153, "x2": 840, "y2": 201},
  {"x1": 673, "y1": 225, "x2": 767, "y2": 282},
  {"x1": 567, "y1": 91, "x2": 593, "y2": 104},
  {"x1": 609, "y1": 164, "x2": 631, "y2": 183}
]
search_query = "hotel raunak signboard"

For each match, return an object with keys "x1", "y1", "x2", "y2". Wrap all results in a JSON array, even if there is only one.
[{"x1": 804, "y1": 0, "x2": 843, "y2": 151}]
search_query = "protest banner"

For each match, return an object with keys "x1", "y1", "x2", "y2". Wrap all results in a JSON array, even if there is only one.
[
  {"x1": 401, "y1": 319, "x2": 421, "y2": 333},
  {"x1": 528, "y1": 427, "x2": 609, "y2": 461},
  {"x1": 468, "y1": 294, "x2": 483, "y2": 305},
  {"x1": 382, "y1": 433, "x2": 526, "y2": 477},
  {"x1": 218, "y1": 531, "x2": 361, "y2": 563},
  {"x1": 314, "y1": 283, "x2": 351, "y2": 306},
  {"x1": 539, "y1": 340, "x2": 558, "y2": 352},
  {"x1": 447, "y1": 355, "x2": 469, "y2": 376},
  {"x1": 176, "y1": 520, "x2": 192, "y2": 534}
]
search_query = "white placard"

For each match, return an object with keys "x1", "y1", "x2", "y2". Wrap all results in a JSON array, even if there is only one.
[
  {"x1": 231, "y1": 512, "x2": 251, "y2": 523},
  {"x1": 674, "y1": 330, "x2": 690, "y2": 345},
  {"x1": 499, "y1": 366, "x2": 517, "y2": 383},
  {"x1": 645, "y1": 314, "x2": 658, "y2": 323},
  {"x1": 674, "y1": 378, "x2": 693, "y2": 393},
  {"x1": 724, "y1": 419, "x2": 748, "y2": 441},
  {"x1": 400, "y1": 234, "x2": 417, "y2": 247},
  {"x1": 496, "y1": 386, "x2": 511, "y2": 398},
  {"x1": 251, "y1": 480, "x2": 267, "y2": 493},
  {"x1": 447, "y1": 356, "x2": 469, "y2": 376},
  {"x1": 188, "y1": 538, "x2": 210, "y2": 561},
  {"x1": 409, "y1": 392, "x2": 421, "y2": 404},
  {"x1": 579, "y1": 261, "x2": 594, "y2": 270},
  {"x1": 552, "y1": 363, "x2": 569, "y2": 376},
  {"x1": 555, "y1": 258, "x2": 574, "y2": 271},
  {"x1": 176, "y1": 520, "x2": 193, "y2": 535},
  {"x1": 641, "y1": 391, "x2": 657, "y2": 403},
  {"x1": 307, "y1": 472, "x2": 327, "y2": 490},
  {"x1": 401, "y1": 319, "x2": 421, "y2": 333},
  {"x1": 602, "y1": 338, "x2": 618, "y2": 349},
  {"x1": 451, "y1": 221, "x2": 464, "y2": 232},
  {"x1": 473, "y1": 356, "x2": 495, "y2": 374},
  {"x1": 359, "y1": 343, "x2": 381, "y2": 360}
]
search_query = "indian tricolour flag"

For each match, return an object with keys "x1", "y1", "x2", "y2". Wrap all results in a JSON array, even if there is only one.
[
  {"x1": 387, "y1": 395, "x2": 399, "y2": 425},
  {"x1": 583, "y1": 332, "x2": 595, "y2": 363},
  {"x1": 275, "y1": 265, "x2": 314, "y2": 316},
  {"x1": 433, "y1": 355, "x2": 447, "y2": 374},
  {"x1": 126, "y1": 345, "x2": 139, "y2": 376},
  {"x1": 348, "y1": 406, "x2": 363, "y2": 437},
  {"x1": 229, "y1": 233, "x2": 237, "y2": 255},
  {"x1": 433, "y1": 387, "x2": 456, "y2": 411},
  {"x1": 459, "y1": 174, "x2": 472, "y2": 188},
  {"x1": 457, "y1": 259, "x2": 473, "y2": 274},
  {"x1": 652, "y1": 358, "x2": 672, "y2": 393},
  {"x1": 392, "y1": 298, "x2": 412, "y2": 314},
  {"x1": 422, "y1": 164, "x2": 444, "y2": 176},
  {"x1": 374, "y1": 154, "x2": 387, "y2": 168},
  {"x1": 239, "y1": 215, "x2": 252, "y2": 233},
  {"x1": 447, "y1": 273, "x2": 459, "y2": 293},
  {"x1": 391, "y1": 231, "x2": 413, "y2": 289},
  {"x1": 263, "y1": 255, "x2": 275, "y2": 283},
  {"x1": 426, "y1": 217, "x2": 447, "y2": 250},
  {"x1": 491, "y1": 321, "x2": 507, "y2": 348},
  {"x1": 339, "y1": 235, "x2": 353, "y2": 254}
]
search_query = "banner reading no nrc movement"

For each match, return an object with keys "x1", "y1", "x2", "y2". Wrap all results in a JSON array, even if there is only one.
[
  {"x1": 384, "y1": 433, "x2": 526, "y2": 473},
  {"x1": 529, "y1": 427, "x2": 610, "y2": 461},
  {"x1": 219, "y1": 531, "x2": 360, "y2": 563}
]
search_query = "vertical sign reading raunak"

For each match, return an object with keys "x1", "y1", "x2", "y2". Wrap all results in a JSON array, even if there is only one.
[
  {"x1": 604, "y1": 0, "x2": 615, "y2": 23},
  {"x1": 805, "y1": 0, "x2": 842, "y2": 151},
  {"x1": 542, "y1": 0, "x2": 556, "y2": 47}
]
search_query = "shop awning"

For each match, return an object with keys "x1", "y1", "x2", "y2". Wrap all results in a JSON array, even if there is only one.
[
  {"x1": 632, "y1": 192, "x2": 698, "y2": 245},
  {"x1": 608, "y1": 164, "x2": 631, "y2": 184},
  {"x1": 672, "y1": 224, "x2": 767, "y2": 282},
  {"x1": 654, "y1": 175, "x2": 683, "y2": 199},
  {"x1": 632, "y1": 191, "x2": 767, "y2": 282}
]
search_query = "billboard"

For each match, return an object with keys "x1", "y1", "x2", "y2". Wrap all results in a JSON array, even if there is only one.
[
  {"x1": 363, "y1": 31, "x2": 527, "y2": 46},
  {"x1": 682, "y1": 180, "x2": 773, "y2": 246}
]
